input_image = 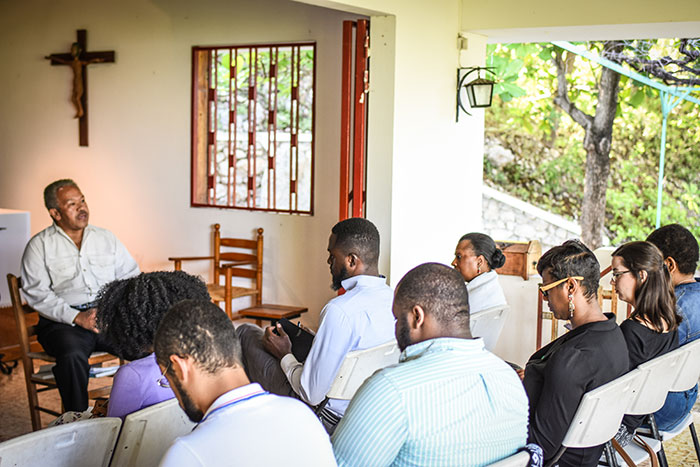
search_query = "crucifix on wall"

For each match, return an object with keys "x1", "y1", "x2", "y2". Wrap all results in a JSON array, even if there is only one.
[{"x1": 45, "y1": 30, "x2": 115, "y2": 147}]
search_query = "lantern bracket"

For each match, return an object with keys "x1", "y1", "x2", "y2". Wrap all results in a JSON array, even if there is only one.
[{"x1": 456, "y1": 66, "x2": 497, "y2": 121}]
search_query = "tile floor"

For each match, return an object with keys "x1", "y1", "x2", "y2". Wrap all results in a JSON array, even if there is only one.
[{"x1": 0, "y1": 360, "x2": 111, "y2": 442}]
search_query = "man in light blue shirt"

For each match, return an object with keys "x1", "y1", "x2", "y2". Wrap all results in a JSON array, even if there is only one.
[
  {"x1": 647, "y1": 224, "x2": 700, "y2": 430},
  {"x1": 332, "y1": 263, "x2": 528, "y2": 467}
]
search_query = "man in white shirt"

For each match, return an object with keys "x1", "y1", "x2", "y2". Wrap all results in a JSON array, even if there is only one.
[
  {"x1": 20, "y1": 179, "x2": 139, "y2": 411},
  {"x1": 237, "y1": 217, "x2": 395, "y2": 433},
  {"x1": 155, "y1": 299, "x2": 336, "y2": 467}
]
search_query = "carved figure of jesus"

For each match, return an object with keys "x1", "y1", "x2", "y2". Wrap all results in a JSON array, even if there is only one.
[{"x1": 45, "y1": 43, "x2": 104, "y2": 118}]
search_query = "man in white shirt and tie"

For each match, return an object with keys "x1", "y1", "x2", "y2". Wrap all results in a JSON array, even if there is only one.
[{"x1": 21, "y1": 179, "x2": 139, "y2": 411}]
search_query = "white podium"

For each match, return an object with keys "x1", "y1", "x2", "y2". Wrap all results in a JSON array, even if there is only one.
[{"x1": 0, "y1": 209, "x2": 30, "y2": 307}]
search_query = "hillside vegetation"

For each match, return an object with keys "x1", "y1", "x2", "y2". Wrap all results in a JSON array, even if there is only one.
[{"x1": 484, "y1": 41, "x2": 700, "y2": 245}]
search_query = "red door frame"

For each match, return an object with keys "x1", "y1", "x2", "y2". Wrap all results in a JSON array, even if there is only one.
[{"x1": 339, "y1": 19, "x2": 370, "y2": 221}]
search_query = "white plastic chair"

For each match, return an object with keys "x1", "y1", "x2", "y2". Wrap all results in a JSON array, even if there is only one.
[
  {"x1": 546, "y1": 369, "x2": 644, "y2": 467},
  {"x1": 636, "y1": 339, "x2": 700, "y2": 465},
  {"x1": 470, "y1": 305, "x2": 510, "y2": 351},
  {"x1": 0, "y1": 417, "x2": 121, "y2": 467},
  {"x1": 109, "y1": 398, "x2": 195, "y2": 467},
  {"x1": 599, "y1": 343, "x2": 692, "y2": 467},
  {"x1": 487, "y1": 450, "x2": 531, "y2": 467},
  {"x1": 314, "y1": 340, "x2": 400, "y2": 415},
  {"x1": 326, "y1": 340, "x2": 401, "y2": 401}
]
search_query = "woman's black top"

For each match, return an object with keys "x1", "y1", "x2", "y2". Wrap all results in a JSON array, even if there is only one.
[
  {"x1": 620, "y1": 318, "x2": 678, "y2": 430},
  {"x1": 523, "y1": 314, "x2": 629, "y2": 467}
]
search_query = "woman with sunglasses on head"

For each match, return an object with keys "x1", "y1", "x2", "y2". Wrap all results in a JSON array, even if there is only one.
[
  {"x1": 611, "y1": 241, "x2": 681, "y2": 445},
  {"x1": 522, "y1": 240, "x2": 629, "y2": 467},
  {"x1": 451, "y1": 232, "x2": 507, "y2": 314}
]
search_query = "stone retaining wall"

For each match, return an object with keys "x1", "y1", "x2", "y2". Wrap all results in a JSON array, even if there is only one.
[{"x1": 482, "y1": 185, "x2": 581, "y2": 252}]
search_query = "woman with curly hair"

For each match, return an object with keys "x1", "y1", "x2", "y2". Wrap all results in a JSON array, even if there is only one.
[
  {"x1": 96, "y1": 270, "x2": 210, "y2": 419},
  {"x1": 611, "y1": 241, "x2": 682, "y2": 444}
]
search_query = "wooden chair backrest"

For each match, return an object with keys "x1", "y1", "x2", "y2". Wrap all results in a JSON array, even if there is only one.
[
  {"x1": 6, "y1": 274, "x2": 38, "y2": 360},
  {"x1": 212, "y1": 224, "x2": 264, "y2": 292}
]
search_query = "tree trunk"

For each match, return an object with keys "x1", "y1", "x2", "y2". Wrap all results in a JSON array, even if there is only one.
[
  {"x1": 553, "y1": 41, "x2": 624, "y2": 249},
  {"x1": 580, "y1": 41, "x2": 624, "y2": 249}
]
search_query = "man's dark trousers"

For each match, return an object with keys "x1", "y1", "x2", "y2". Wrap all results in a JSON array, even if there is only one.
[{"x1": 37, "y1": 317, "x2": 117, "y2": 412}]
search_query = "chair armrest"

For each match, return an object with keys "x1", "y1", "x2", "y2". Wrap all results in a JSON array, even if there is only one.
[
  {"x1": 169, "y1": 256, "x2": 215, "y2": 271},
  {"x1": 167, "y1": 256, "x2": 215, "y2": 262}
]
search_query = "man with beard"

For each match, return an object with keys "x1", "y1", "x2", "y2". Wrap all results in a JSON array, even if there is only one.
[
  {"x1": 236, "y1": 217, "x2": 395, "y2": 434},
  {"x1": 331, "y1": 263, "x2": 528, "y2": 466},
  {"x1": 155, "y1": 299, "x2": 335, "y2": 467},
  {"x1": 20, "y1": 179, "x2": 139, "y2": 412}
]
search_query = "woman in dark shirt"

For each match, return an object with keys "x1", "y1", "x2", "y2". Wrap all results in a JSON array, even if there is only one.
[
  {"x1": 523, "y1": 240, "x2": 629, "y2": 467},
  {"x1": 611, "y1": 241, "x2": 681, "y2": 440}
]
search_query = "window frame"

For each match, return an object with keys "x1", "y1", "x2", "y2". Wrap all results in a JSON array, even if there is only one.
[{"x1": 189, "y1": 41, "x2": 317, "y2": 215}]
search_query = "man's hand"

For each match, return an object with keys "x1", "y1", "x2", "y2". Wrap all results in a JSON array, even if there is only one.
[
  {"x1": 262, "y1": 323, "x2": 292, "y2": 360},
  {"x1": 74, "y1": 308, "x2": 99, "y2": 333},
  {"x1": 298, "y1": 322, "x2": 316, "y2": 337}
]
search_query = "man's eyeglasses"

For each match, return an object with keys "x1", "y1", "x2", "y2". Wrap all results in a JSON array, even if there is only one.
[
  {"x1": 539, "y1": 276, "x2": 584, "y2": 298},
  {"x1": 156, "y1": 361, "x2": 171, "y2": 388}
]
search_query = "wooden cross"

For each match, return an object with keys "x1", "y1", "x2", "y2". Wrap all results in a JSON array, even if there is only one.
[{"x1": 46, "y1": 30, "x2": 115, "y2": 147}]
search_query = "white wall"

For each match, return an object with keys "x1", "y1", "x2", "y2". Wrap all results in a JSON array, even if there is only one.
[
  {"x1": 0, "y1": 0, "x2": 363, "y2": 327},
  {"x1": 296, "y1": 0, "x2": 488, "y2": 285}
]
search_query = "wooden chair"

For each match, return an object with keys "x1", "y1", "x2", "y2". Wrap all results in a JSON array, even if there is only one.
[
  {"x1": 0, "y1": 417, "x2": 122, "y2": 467},
  {"x1": 169, "y1": 224, "x2": 307, "y2": 325},
  {"x1": 7, "y1": 273, "x2": 118, "y2": 431}
]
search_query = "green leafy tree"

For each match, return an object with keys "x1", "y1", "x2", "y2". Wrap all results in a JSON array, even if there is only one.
[{"x1": 485, "y1": 40, "x2": 700, "y2": 247}]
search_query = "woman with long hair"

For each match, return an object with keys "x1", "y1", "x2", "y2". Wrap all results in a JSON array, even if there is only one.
[
  {"x1": 612, "y1": 241, "x2": 682, "y2": 442},
  {"x1": 451, "y1": 232, "x2": 507, "y2": 313}
]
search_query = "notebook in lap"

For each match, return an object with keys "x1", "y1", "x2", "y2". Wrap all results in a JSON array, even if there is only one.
[{"x1": 278, "y1": 318, "x2": 315, "y2": 362}]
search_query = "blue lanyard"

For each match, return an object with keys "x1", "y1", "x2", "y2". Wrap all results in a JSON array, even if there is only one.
[{"x1": 197, "y1": 390, "x2": 269, "y2": 426}]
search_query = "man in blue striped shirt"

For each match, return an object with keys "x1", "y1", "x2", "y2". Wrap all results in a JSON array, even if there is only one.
[{"x1": 332, "y1": 262, "x2": 528, "y2": 466}]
